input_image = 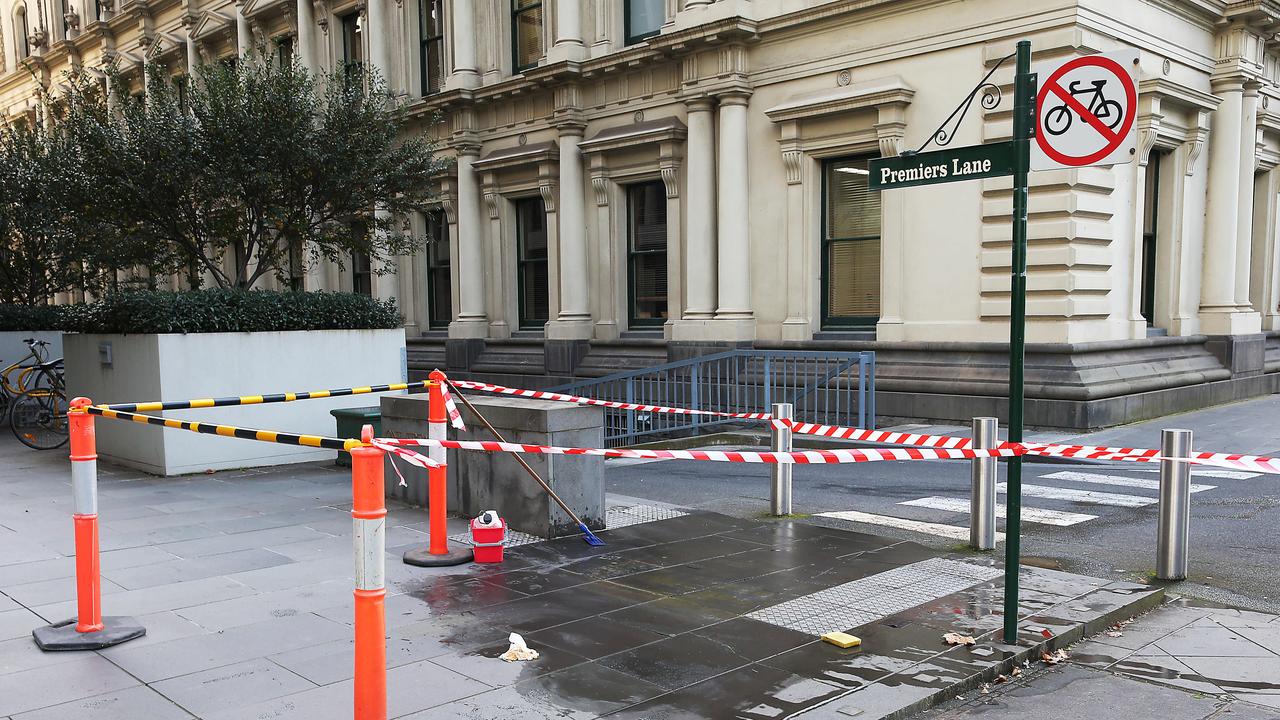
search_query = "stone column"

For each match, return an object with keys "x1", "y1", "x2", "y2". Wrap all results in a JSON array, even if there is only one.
[
  {"x1": 1199, "y1": 78, "x2": 1254, "y2": 334},
  {"x1": 366, "y1": 0, "x2": 391, "y2": 88},
  {"x1": 547, "y1": 0, "x2": 585, "y2": 63},
  {"x1": 660, "y1": 149, "x2": 684, "y2": 339},
  {"x1": 451, "y1": 147, "x2": 488, "y2": 338},
  {"x1": 549, "y1": 125, "x2": 592, "y2": 338},
  {"x1": 235, "y1": 0, "x2": 252, "y2": 56},
  {"x1": 446, "y1": 0, "x2": 478, "y2": 89},
  {"x1": 1251, "y1": 167, "x2": 1280, "y2": 330},
  {"x1": 1235, "y1": 82, "x2": 1260, "y2": 310},
  {"x1": 680, "y1": 98, "x2": 716, "y2": 327},
  {"x1": 295, "y1": 0, "x2": 317, "y2": 72},
  {"x1": 185, "y1": 32, "x2": 199, "y2": 78},
  {"x1": 713, "y1": 91, "x2": 753, "y2": 338}
]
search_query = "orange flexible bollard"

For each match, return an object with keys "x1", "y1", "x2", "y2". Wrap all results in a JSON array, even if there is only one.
[
  {"x1": 32, "y1": 398, "x2": 145, "y2": 651},
  {"x1": 403, "y1": 371, "x2": 473, "y2": 567},
  {"x1": 351, "y1": 425, "x2": 387, "y2": 720}
]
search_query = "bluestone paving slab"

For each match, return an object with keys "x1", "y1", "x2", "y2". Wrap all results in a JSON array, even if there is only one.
[
  {"x1": 0, "y1": 635, "x2": 81, "y2": 676},
  {"x1": 10, "y1": 685, "x2": 194, "y2": 720},
  {"x1": 173, "y1": 578, "x2": 353, "y2": 631},
  {"x1": 205, "y1": 658, "x2": 491, "y2": 720},
  {"x1": 95, "y1": 610, "x2": 208, "y2": 651},
  {"x1": 105, "y1": 612, "x2": 350, "y2": 682},
  {"x1": 0, "y1": 596, "x2": 17, "y2": 613},
  {"x1": 157, "y1": 525, "x2": 332, "y2": 560},
  {"x1": 430, "y1": 637, "x2": 591, "y2": 687},
  {"x1": 32, "y1": 575, "x2": 255, "y2": 620},
  {"x1": 0, "y1": 653, "x2": 139, "y2": 716},
  {"x1": 1155, "y1": 626, "x2": 1278, "y2": 657},
  {"x1": 104, "y1": 547, "x2": 296, "y2": 590},
  {"x1": 0, "y1": 608, "x2": 44, "y2": 642},
  {"x1": 1179, "y1": 656, "x2": 1280, "y2": 695},
  {"x1": 0, "y1": 546, "x2": 177, "y2": 589},
  {"x1": 223, "y1": 554, "x2": 351, "y2": 593},
  {"x1": 3, "y1": 574, "x2": 127, "y2": 607},
  {"x1": 151, "y1": 658, "x2": 318, "y2": 715},
  {"x1": 601, "y1": 661, "x2": 847, "y2": 720}
]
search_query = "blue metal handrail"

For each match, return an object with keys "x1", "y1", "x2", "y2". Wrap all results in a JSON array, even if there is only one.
[{"x1": 550, "y1": 350, "x2": 875, "y2": 447}]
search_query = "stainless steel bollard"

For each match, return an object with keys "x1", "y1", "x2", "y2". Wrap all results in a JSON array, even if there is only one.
[
  {"x1": 970, "y1": 417, "x2": 998, "y2": 550},
  {"x1": 770, "y1": 403, "x2": 793, "y2": 516},
  {"x1": 1157, "y1": 428, "x2": 1192, "y2": 580}
]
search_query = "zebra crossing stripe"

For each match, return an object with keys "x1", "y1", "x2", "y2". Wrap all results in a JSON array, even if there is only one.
[
  {"x1": 1041, "y1": 471, "x2": 1215, "y2": 494},
  {"x1": 996, "y1": 482, "x2": 1154, "y2": 507},
  {"x1": 900, "y1": 496, "x2": 1096, "y2": 527},
  {"x1": 816, "y1": 510, "x2": 1004, "y2": 542},
  {"x1": 1121, "y1": 468, "x2": 1259, "y2": 480}
]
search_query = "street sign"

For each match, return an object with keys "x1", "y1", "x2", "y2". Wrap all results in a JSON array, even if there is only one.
[
  {"x1": 1031, "y1": 50, "x2": 1138, "y2": 170},
  {"x1": 869, "y1": 141, "x2": 1016, "y2": 191}
]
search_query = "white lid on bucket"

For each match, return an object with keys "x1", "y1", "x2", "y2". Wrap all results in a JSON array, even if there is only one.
[{"x1": 475, "y1": 511, "x2": 502, "y2": 527}]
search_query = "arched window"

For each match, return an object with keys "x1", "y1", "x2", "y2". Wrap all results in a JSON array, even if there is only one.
[{"x1": 15, "y1": 5, "x2": 30, "y2": 59}]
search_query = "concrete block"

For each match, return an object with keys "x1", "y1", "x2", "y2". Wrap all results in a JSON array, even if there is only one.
[{"x1": 380, "y1": 394, "x2": 605, "y2": 539}]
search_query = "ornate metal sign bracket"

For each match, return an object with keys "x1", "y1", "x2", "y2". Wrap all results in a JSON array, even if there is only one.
[{"x1": 906, "y1": 51, "x2": 1017, "y2": 156}]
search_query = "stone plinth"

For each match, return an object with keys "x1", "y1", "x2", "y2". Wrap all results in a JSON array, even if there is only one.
[{"x1": 380, "y1": 393, "x2": 605, "y2": 538}]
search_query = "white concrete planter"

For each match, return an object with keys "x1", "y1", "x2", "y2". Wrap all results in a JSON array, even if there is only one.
[
  {"x1": 0, "y1": 331, "x2": 63, "y2": 369},
  {"x1": 64, "y1": 329, "x2": 407, "y2": 475}
]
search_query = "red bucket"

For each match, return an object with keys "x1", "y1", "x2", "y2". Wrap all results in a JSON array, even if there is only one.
[{"x1": 470, "y1": 513, "x2": 506, "y2": 564}]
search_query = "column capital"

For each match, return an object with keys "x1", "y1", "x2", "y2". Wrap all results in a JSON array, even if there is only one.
[
  {"x1": 715, "y1": 89, "x2": 752, "y2": 106},
  {"x1": 683, "y1": 95, "x2": 716, "y2": 113}
]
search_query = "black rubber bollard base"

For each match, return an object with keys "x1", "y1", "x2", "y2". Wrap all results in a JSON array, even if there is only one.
[
  {"x1": 33, "y1": 617, "x2": 146, "y2": 651},
  {"x1": 403, "y1": 547, "x2": 474, "y2": 567}
]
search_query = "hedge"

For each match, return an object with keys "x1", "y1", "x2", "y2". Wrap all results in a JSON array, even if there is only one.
[{"x1": 0, "y1": 290, "x2": 402, "y2": 334}]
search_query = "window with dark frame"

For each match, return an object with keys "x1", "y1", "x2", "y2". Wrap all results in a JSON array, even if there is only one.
[
  {"x1": 511, "y1": 0, "x2": 543, "y2": 73},
  {"x1": 419, "y1": 0, "x2": 444, "y2": 94},
  {"x1": 275, "y1": 35, "x2": 295, "y2": 67},
  {"x1": 624, "y1": 0, "x2": 664, "y2": 45},
  {"x1": 627, "y1": 181, "x2": 668, "y2": 326},
  {"x1": 59, "y1": 0, "x2": 69, "y2": 40},
  {"x1": 822, "y1": 156, "x2": 882, "y2": 328},
  {"x1": 341, "y1": 11, "x2": 364, "y2": 76},
  {"x1": 1140, "y1": 152, "x2": 1162, "y2": 326},
  {"x1": 424, "y1": 210, "x2": 452, "y2": 328},
  {"x1": 16, "y1": 8, "x2": 29, "y2": 58},
  {"x1": 287, "y1": 237, "x2": 304, "y2": 291},
  {"x1": 514, "y1": 196, "x2": 549, "y2": 329},
  {"x1": 351, "y1": 251, "x2": 372, "y2": 296}
]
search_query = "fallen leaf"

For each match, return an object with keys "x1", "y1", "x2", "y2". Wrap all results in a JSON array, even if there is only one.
[
  {"x1": 1010, "y1": 666, "x2": 1022, "y2": 677},
  {"x1": 980, "y1": 683, "x2": 991, "y2": 695},
  {"x1": 943, "y1": 632, "x2": 976, "y2": 646},
  {"x1": 1040, "y1": 649, "x2": 1069, "y2": 665},
  {"x1": 1106, "y1": 631, "x2": 1123, "y2": 638},
  {"x1": 994, "y1": 674, "x2": 1009, "y2": 684}
]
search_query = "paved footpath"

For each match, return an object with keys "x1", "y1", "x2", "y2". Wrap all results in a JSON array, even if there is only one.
[
  {"x1": 0, "y1": 432, "x2": 1162, "y2": 719},
  {"x1": 917, "y1": 598, "x2": 1280, "y2": 719}
]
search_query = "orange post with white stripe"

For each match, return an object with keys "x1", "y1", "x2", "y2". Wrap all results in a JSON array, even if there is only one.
[
  {"x1": 351, "y1": 425, "x2": 387, "y2": 720},
  {"x1": 32, "y1": 398, "x2": 145, "y2": 651},
  {"x1": 403, "y1": 372, "x2": 473, "y2": 567}
]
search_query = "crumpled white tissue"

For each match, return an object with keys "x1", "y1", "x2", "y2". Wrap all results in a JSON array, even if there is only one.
[{"x1": 499, "y1": 632, "x2": 539, "y2": 662}]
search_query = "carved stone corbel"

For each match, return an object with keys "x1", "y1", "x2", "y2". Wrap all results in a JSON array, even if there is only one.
[
  {"x1": 781, "y1": 148, "x2": 802, "y2": 185},
  {"x1": 1183, "y1": 109, "x2": 1210, "y2": 176},
  {"x1": 590, "y1": 173, "x2": 610, "y2": 207},
  {"x1": 538, "y1": 182, "x2": 557, "y2": 214}
]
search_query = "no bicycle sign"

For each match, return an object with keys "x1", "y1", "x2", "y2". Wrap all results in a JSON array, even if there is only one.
[{"x1": 1031, "y1": 49, "x2": 1138, "y2": 170}]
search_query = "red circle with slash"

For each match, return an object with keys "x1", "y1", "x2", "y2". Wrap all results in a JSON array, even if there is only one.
[{"x1": 1035, "y1": 54, "x2": 1137, "y2": 167}]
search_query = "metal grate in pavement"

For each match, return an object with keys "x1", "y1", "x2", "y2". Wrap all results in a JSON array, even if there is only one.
[
  {"x1": 747, "y1": 558, "x2": 1002, "y2": 635},
  {"x1": 448, "y1": 503, "x2": 688, "y2": 546}
]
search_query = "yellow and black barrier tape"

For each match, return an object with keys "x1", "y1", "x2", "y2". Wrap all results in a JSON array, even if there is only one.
[
  {"x1": 87, "y1": 405, "x2": 362, "y2": 452},
  {"x1": 100, "y1": 380, "x2": 433, "y2": 414}
]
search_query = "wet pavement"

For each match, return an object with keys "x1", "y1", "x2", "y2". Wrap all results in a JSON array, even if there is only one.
[
  {"x1": 918, "y1": 599, "x2": 1280, "y2": 720},
  {"x1": 0, "y1": 436, "x2": 1164, "y2": 719}
]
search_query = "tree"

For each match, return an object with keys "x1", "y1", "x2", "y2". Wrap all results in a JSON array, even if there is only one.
[
  {"x1": 81, "y1": 56, "x2": 447, "y2": 289},
  {"x1": 0, "y1": 109, "x2": 104, "y2": 304}
]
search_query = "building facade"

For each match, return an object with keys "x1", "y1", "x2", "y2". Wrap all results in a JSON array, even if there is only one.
[{"x1": 3, "y1": 0, "x2": 1280, "y2": 427}]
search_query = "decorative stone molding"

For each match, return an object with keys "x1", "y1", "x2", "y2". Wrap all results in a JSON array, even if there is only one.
[
  {"x1": 578, "y1": 117, "x2": 687, "y2": 155},
  {"x1": 781, "y1": 148, "x2": 802, "y2": 185},
  {"x1": 440, "y1": 196, "x2": 457, "y2": 224},
  {"x1": 64, "y1": 8, "x2": 81, "y2": 36},
  {"x1": 765, "y1": 75, "x2": 914, "y2": 124},
  {"x1": 1136, "y1": 114, "x2": 1162, "y2": 167},
  {"x1": 538, "y1": 182, "x2": 557, "y2": 214},
  {"x1": 313, "y1": 0, "x2": 328, "y2": 33},
  {"x1": 1183, "y1": 109, "x2": 1210, "y2": 176},
  {"x1": 660, "y1": 164, "x2": 679, "y2": 199},
  {"x1": 483, "y1": 188, "x2": 500, "y2": 219},
  {"x1": 472, "y1": 141, "x2": 559, "y2": 174},
  {"x1": 590, "y1": 173, "x2": 610, "y2": 207}
]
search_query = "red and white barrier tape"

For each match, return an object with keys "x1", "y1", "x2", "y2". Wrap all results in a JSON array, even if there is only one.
[
  {"x1": 776, "y1": 419, "x2": 974, "y2": 450},
  {"x1": 435, "y1": 381, "x2": 467, "y2": 431},
  {"x1": 447, "y1": 379, "x2": 773, "y2": 421},
  {"x1": 374, "y1": 436, "x2": 1018, "y2": 465},
  {"x1": 435, "y1": 373, "x2": 1280, "y2": 475}
]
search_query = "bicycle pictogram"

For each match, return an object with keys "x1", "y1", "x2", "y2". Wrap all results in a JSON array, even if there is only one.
[{"x1": 1042, "y1": 80, "x2": 1124, "y2": 136}]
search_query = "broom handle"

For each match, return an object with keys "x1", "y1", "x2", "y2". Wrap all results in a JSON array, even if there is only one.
[{"x1": 445, "y1": 379, "x2": 591, "y2": 530}]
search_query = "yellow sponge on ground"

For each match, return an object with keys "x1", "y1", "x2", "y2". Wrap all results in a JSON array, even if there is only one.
[{"x1": 821, "y1": 632, "x2": 862, "y2": 648}]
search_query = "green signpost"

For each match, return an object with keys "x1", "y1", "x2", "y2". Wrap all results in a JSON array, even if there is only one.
[{"x1": 870, "y1": 40, "x2": 1035, "y2": 645}]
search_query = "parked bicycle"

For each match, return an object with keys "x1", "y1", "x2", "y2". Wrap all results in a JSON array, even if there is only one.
[
  {"x1": 10, "y1": 361, "x2": 69, "y2": 450},
  {"x1": 1043, "y1": 79, "x2": 1124, "y2": 136},
  {"x1": 0, "y1": 339, "x2": 60, "y2": 425}
]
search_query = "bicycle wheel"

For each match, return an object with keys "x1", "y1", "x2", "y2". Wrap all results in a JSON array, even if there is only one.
[
  {"x1": 1044, "y1": 105, "x2": 1072, "y2": 136},
  {"x1": 11, "y1": 392, "x2": 69, "y2": 450},
  {"x1": 1097, "y1": 99, "x2": 1124, "y2": 129}
]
